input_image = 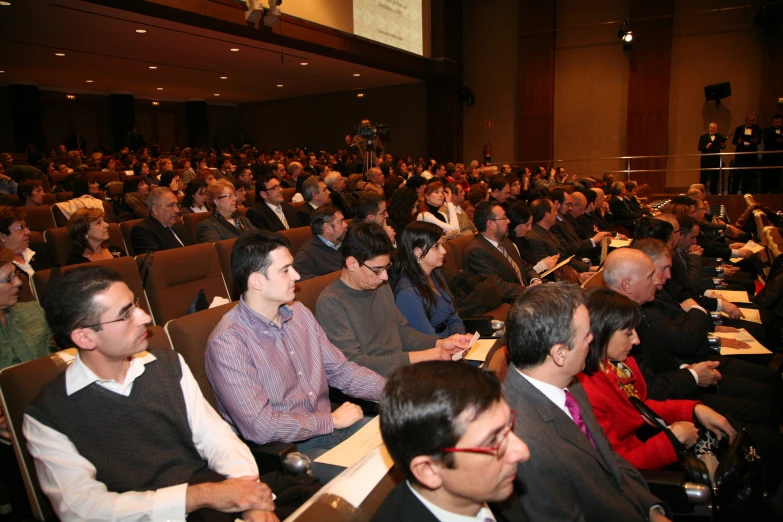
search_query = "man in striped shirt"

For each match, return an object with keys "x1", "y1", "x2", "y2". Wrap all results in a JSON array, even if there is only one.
[{"x1": 205, "y1": 231, "x2": 385, "y2": 483}]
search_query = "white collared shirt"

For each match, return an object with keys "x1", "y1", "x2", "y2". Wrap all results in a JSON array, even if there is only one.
[
  {"x1": 23, "y1": 351, "x2": 258, "y2": 522},
  {"x1": 13, "y1": 247, "x2": 36, "y2": 277},
  {"x1": 407, "y1": 482, "x2": 496, "y2": 522},
  {"x1": 515, "y1": 367, "x2": 575, "y2": 422}
]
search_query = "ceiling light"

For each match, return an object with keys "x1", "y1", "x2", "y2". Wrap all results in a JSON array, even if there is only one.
[
  {"x1": 86, "y1": 80, "x2": 93, "y2": 83},
  {"x1": 66, "y1": 94, "x2": 75, "y2": 99},
  {"x1": 136, "y1": 29, "x2": 147, "y2": 33},
  {"x1": 300, "y1": 62, "x2": 308, "y2": 66},
  {"x1": 55, "y1": 53, "x2": 65, "y2": 57},
  {"x1": 276, "y1": 84, "x2": 283, "y2": 87},
  {"x1": 156, "y1": 87, "x2": 163, "y2": 90},
  {"x1": 220, "y1": 76, "x2": 228, "y2": 80},
  {"x1": 214, "y1": 93, "x2": 220, "y2": 96},
  {"x1": 149, "y1": 66, "x2": 157, "y2": 69},
  {"x1": 152, "y1": 101, "x2": 159, "y2": 106},
  {"x1": 230, "y1": 48, "x2": 239, "y2": 52},
  {"x1": 357, "y1": 93, "x2": 364, "y2": 97},
  {"x1": 353, "y1": 73, "x2": 361, "y2": 77},
  {"x1": 0, "y1": 2, "x2": 11, "y2": 6},
  {"x1": 0, "y1": 71, "x2": 4, "y2": 74}
]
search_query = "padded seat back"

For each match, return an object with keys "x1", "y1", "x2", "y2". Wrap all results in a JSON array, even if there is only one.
[
  {"x1": 142, "y1": 243, "x2": 229, "y2": 325},
  {"x1": 447, "y1": 233, "x2": 476, "y2": 272},
  {"x1": 294, "y1": 270, "x2": 340, "y2": 313},
  {"x1": 282, "y1": 187, "x2": 296, "y2": 202},
  {"x1": 581, "y1": 270, "x2": 606, "y2": 289},
  {"x1": 164, "y1": 302, "x2": 237, "y2": 410},
  {"x1": 44, "y1": 224, "x2": 126, "y2": 268},
  {"x1": 182, "y1": 212, "x2": 212, "y2": 245},
  {"x1": 54, "y1": 192, "x2": 73, "y2": 202},
  {"x1": 214, "y1": 238, "x2": 238, "y2": 300},
  {"x1": 744, "y1": 194, "x2": 757, "y2": 208},
  {"x1": 754, "y1": 210, "x2": 770, "y2": 246},
  {"x1": 279, "y1": 226, "x2": 313, "y2": 257},
  {"x1": 20, "y1": 206, "x2": 56, "y2": 232},
  {"x1": 32, "y1": 256, "x2": 151, "y2": 318},
  {"x1": 120, "y1": 218, "x2": 143, "y2": 257}
]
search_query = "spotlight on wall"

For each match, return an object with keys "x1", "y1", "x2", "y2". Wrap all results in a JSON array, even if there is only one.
[
  {"x1": 152, "y1": 101, "x2": 159, "y2": 106},
  {"x1": 618, "y1": 21, "x2": 633, "y2": 50},
  {"x1": 66, "y1": 94, "x2": 75, "y2": 100}
]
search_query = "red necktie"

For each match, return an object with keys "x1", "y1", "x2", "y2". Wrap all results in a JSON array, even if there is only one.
[{"x1": 564, "y1": 390, "x2": 597, "y2": 450}]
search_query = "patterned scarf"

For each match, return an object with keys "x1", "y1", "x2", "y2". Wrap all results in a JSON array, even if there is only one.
[{"x1": 599, "y1": 359, "x2": 640, "y2": 399}]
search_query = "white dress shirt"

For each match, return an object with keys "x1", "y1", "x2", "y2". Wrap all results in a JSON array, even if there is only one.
[
  {"x1": 23, "y1": 351, "x2": 259, "y2": 522},
  {"x1": 407, "y1": 482, "x2": 496, "y2": 522},
  {"x1": 515, "y1": 367, "x2": 575, "y2": 422}
]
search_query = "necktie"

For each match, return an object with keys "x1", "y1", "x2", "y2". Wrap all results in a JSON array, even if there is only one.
[
  {"x1": 274, "y1": 206, "x2": 289, "y2": 229},
  {"x1": 168, "y1": 227, "x2": 184, "y2": 247},
  {"x1": 564, "y1": 390, "x2": 597, "y2": 450},
  {"x1": 497, "y1": 243, "x2": 524, "y2": 283}
]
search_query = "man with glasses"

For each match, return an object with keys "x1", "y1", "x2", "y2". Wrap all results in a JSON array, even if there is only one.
[
  {"x1": 130, "y1": 187, "x2": 189, "y2": 254},
  {"x1": 503, "y1": 283, "x2": 670, "y2": 521},
  {"x1": 372, "y1": 362, "x2": 529, "y2": 522},
  {"x1": 207, "y1": 231, "x2": 385, "y2": 483},
  {"x1": 466, "y1": 202, "x2": 541, "y2": 304},
  {"x1": 356, "y1": 192, "x2": 397, "y2": 248},
  {"x1": 246, "y1": 174, "x2": 303, "y2": 232},
  {"x1": 317, "y1": 222, "x2": 470, "y2": 377},
  {"x1": 25, "y1": 266, "x2": 278, "y2": 521}
]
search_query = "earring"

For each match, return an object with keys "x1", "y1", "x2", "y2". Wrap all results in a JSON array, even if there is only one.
[{"x1": 416, "y1": 257, "x2": 421, "y2": 264}]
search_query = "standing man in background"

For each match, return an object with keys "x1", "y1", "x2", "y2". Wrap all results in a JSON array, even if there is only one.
[
  {"x1": 732, "y1": 113, "x2": 762, "y2": 194},
  {"x1": 698, "y1": 122, "x2": 727, "y2": 195},
  {"x1": 762, "y1": 115, "x2": 783, "y2": 194}
]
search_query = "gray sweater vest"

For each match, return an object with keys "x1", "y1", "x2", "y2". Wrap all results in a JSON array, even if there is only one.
[{"x1": 27, "y1": 348, "x2": 211, "y2": 493}]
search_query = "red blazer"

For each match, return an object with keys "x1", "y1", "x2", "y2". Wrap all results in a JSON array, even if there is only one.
[{"x1": 577, "y1": 356, "x2": 698, "y2": 470}]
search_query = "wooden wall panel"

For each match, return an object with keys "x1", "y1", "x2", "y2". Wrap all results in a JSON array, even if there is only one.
[{"x1": 758, "y1": 4, "x2": 783, "y2": 126}]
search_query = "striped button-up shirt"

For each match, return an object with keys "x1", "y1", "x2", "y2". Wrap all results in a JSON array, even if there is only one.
[{"x1": 205, "y1": 299, "x2": 385, "y2": 444}]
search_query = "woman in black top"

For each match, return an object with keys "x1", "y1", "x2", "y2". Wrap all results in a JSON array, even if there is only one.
[{"x1": 65, "y1": 208, "x2": 124, "y2": 266}]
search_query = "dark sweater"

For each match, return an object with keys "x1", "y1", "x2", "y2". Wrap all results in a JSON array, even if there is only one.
[{"x1": 292, "y1": 236, "x2": 343, "y2": 280}]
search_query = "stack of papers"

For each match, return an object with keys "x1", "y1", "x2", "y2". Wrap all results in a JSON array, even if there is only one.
[
  {"x1": 715, "y1": 330, "x2": 772, "y2": 356},
  {"x1": 720, "y1": 308, "x2": 762, "y2": 324}
]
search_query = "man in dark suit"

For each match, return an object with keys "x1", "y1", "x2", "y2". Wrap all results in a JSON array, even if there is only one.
[
  {"x1": 732, "y1": 113, "x2": 762, "y2": 194},
  {"x1": 698, "y1": 122, "x2": 727, "y2": 195},
  {"x1": 548, "y1": 190, "x2": 610, "y2": 264},
  {"x1": 526, "y1": 198, "x2": 592, "y2": 273},
  {"x1": 297, "y1": 176, "x2": 330, "y2": 226},
  {"x1": 293, "y1": 205, "x2": 347, "y2": 280},
  {"x1": 487, "y1": 176, "x2": 511, "y2": 210},
  {"x1": 608, "y1": 182, "x2": 643, "y2": 226},
  {"x1": 130, "y1": 187, "x2": 189, "y2": 254},
  {"x1": 503, "y1": 283, "x2": 669, "y2": 521},
  {"x1": 324, "y1": 172, "x2": 355, "y2": 219},
  {"x1": 588, "y1": 187, "x2": 613, "y2": 231},
  {"x1": 762, "y1": 115, "x2": 783, "y2": 194},
  {"x1": 246, "y1": 174, "x2": 302, "y2": 232},
  {"x1": 465, "y1": 202, "x2": 541, "y2": 304},
  {"x1": 372, "y1": 361, "x2": 529, "y2": 522}
]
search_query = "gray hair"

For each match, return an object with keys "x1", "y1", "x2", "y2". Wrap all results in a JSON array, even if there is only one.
[
  {"x1": 287, "y1": 161, "x2": 302, "y2": 175},
  {"x1": 324, "y1": 171, "x2": 343, "y2": 188},
  {"x1": 146, "y1": 186, "x2": 174, "y2": 210}
]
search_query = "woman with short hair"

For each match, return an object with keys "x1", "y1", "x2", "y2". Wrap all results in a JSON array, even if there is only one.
[
  {"x1": 17, "y1": 179, "x2": 45, "y2": 207},
  {"x1": 197, "y1": 179, "x2": 256, "y2": 243},
  {"x1": 66, "y1": 208, "x2": 124, "y2": 265}
]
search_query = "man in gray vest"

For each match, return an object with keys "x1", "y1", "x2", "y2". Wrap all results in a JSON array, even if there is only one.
[{"x1": 24, "y1": 266, "x2": 277, "y2": 522}]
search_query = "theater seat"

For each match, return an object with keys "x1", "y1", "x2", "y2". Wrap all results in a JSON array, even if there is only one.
[
  {"x1": 141, "y1": 243, "x2": 229, "y2": 325},
  {"x1": 181, "y1": 212, "x2": 212, "y2": 245},
  {"x1": 282, "y1": 187, "x2": 296, "y2": 202},
  {"x1": 164, "y1": 303, "x2": 296, "y2": 474},
  {"x1": 213, "y1": 237, "x2": 239, "y2": 300},
  {"x1": 294, "y1": 270, "x2": 340, "y2": 313},
  {"x1": 20, "y1": 206, "x2": 56, "y2": 233},
  {"x1": 279, "y1": 226, "x2": 313, "y2": 257},
  {"x1": 32, "y1": 256, "x2": 152, "y2": 319},
  {"x1": 119, "y1": 218, "x2": 143, "y2": 257},
  {"x1": 44, "y1": 224, "x2": 126, "y2": 268}
]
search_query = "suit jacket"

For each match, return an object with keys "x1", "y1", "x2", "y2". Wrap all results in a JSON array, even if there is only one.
[
  {"x1": 643, "y1": 289, "x2": 714, "y2": 363},
  {"x1": 551, "y1": 216, "x2": 600, "y2": 261},
  {"x1": 246, "y1": 202, "x2": 303, "y2": 232},
  {"x1": 130, "y1": 216, "x2": 189, "y2": 255},
  {"x1": 698, "y1": 133, "x2": 726, "y2": 169},
  {"x1": 292, "y1": 236, "x2": 343, "y2": 280},
  {"x1": 371, "y1": 480, "x2": 525, "y2": 522},
  {"x1": 197, "y1": 213, "x2": 256, "y2": 243},
  {"x1": 609, "y1": 197, "x2": 643, "y2": 224},
  {"x1": 465, "y1": 235, "x2": 538, "y2": 303},
  {"x1": 296, "y1": 202, "x2": 316, "y2": 226},
  {"x1": 527, "y1": 224, "x2": 590, "y2": 272},
  {"x1": 762, "y1": 127, "x2": 783, "y2": 166},
  {"x1": 503, "y1": 369, "x2": 663, "y2": 521},
  {"x1": 329, "y1": 190, "x2": 355, "y2": 219},
  {"x1": 732, "y1": 124, "x2": 762, "y2": 155}
]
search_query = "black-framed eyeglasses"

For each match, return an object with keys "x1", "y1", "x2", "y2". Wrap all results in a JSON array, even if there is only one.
[
  {"x1": 155, "y1": 202, "x2": 182, "y2": 209},
  {"x1": 441, "y1": 410, "x2": 517, "y2": 460},
  {"x1": 361, "y1": 261, "x2": 393, "y2": 275},
  {"x1": 489, "y1": 215, "x2": 510, "y2": 222},
  {"x1": 0, "y1": 268, "x2": 22, "y2": 284},
  {"x1": 82, "y1": 298, "x2": 140, "y2": 329},
  {"x1": 261, "y1": 183, "x2": 283, "y2": 192}
]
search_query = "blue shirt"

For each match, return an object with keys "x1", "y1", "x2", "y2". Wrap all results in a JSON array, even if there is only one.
[{"x1": 393, "y1": 275, "x2": 466, "y2": 337}]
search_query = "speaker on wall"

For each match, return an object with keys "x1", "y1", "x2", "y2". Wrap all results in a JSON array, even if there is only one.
[{"x1": 705, "y1": 82, "x2": 731, "y2": 103}]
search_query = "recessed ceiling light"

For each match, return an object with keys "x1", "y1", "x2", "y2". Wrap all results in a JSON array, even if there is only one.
[
  {"x1": 353, "y1": 73, "x2": 361, "y2": 77},
  {"x1": 152, "y1": 101, "x2": 159, "y2": 106},
  {"x1": 276, "y1": 84, "x2": 283, "y2": 87},
  {"x1": 149, "y1": 66, "x2": 157, "y2": 69},
  {"x1": 135, "y1": 29, "x2": 146, "y2": 33},
  {"x1": 357, "y1": 93, "x2": 364, "y2": 97},
  {"x1": 156, "y1": 87, "x2": 163, "y2": 90},
  {"x1": 55, "y1": 53, "x2": 65, "y2": 57},
  {"x1": 86, "y1": 80, "x2": 93, "y2": 83},
  {"x1": 300, "y1": 62, "x2": 308, "y2": 66},
  {"x1": 0, "y1": 71, "x2": 4, "y2": 74},
  {"x1": 220, "y1": 76, "x2": 228, "y2": 80},
  {"x1": 66, "y1": 94, "x2": 75, "y2": 99},
  {"x1": 230, "y1": 48, "x2": 239, "y2": 52},
  {"x1": 0, "y1": 2, "x2": 11, "y2": 6},
  {"x1": 214, "y1": 93, "x2": 220, "y2": 96}
]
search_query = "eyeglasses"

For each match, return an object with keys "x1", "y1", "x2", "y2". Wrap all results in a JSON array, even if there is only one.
[
  {"x1": 263, "y1": 184, "x2": 283, "y2": 192},
  {"x1": 156, "y1": 202, "x2": 181, "y2": 209},
  {"x1": 0, "y1": 268, "x2": 22, "y2": 284},
  {"x1": 216, "y1": 192, "x2": 237, "y2": 200},
  {"x1": 9, "y1": 223, "x2": 29, "y2": 231},
  {"x1": 82, "y1": 297, "x2": 140, "y2": 329},
  {"x1": 441, "y1": 410, "x2": 517, "y2": 460},
  {"x1": 489, "y1": 215, "x2": 510, "y2": 222},
  {"x1": 361, "y1": 261, "x2": 393, "y2": 275}
]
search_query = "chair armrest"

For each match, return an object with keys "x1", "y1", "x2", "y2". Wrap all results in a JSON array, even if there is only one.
[
  {"x1": 329, "y1": 387, "x2": 379, "y2": 416},
  {"x1": 641, "y1": 469, "x2": 712, "y2": 515},
  {"x1": 245, "y1": 440, "x2": 297, "y2": 474}
]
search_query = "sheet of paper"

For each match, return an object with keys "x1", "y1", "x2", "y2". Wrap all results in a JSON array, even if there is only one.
[
  {"x1": 540, "y1": 255, "x2": 574, "y2": 278},
  {"x1": 716, "y1": 331, "x2": 772, "y2": 356},
  {"x1": 453, "y1": 331, "x2": 480, "y2": 361},
  {"x1": 704, "y1": 289, "x2": 750, "y2": 303},
  {"x1": 315, "y1": 416, "x2": 385, "y2": 468},
  {"x1": 464, "y1": 339, "x2": 497, "y2": 362},
  {"x1": 600, "y1": 237, "x2": 609, "y2": 263},
  {"x1": 609, "y1": 239, "x2": 632, "y2": 248},
  {"x1": 318, "y1": 444, "x2": 395, "y2": 508},
  {"x1": 730, "y1": 240, "x2": 765, "y2": 263},
  {"x1": 721, "y1": 308, "x2": 762, "y2": 324}
]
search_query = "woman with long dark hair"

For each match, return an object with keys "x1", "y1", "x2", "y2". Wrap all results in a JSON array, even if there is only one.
[
  {"x1": 180, "y1": 179, "x2": 208, "y2": 214},
  {"x1": 506, "y1": 201, "x2": 558, "y2": 274},
  {"x1": 391, "y1": 222, "x2": 465, "y2": 337},
  {"x1": 386, "y1": 187, "x2": 419, "y2": 238}
]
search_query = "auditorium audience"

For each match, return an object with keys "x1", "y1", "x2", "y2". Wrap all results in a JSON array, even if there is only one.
[
  {"x1": 526, "y1": 198, "x2": 593, "y2": 273},
  {"x1": 324, "y1": 171, "x2": 355, "y2": 219},
  {"x1": 392, "y1": 222, "x2": 465, "y2": 337},
  {"x1": 17, "y1": 179, "x2": 45, "y2": 207},
  {"x1": 246, "y1": 174, "x2": 302, "y2": 232},
  {"x1": 66, "y1": 208, "x2": 124, "y2": 265},
  {"x1": 159, "y1": 171, "x2": 184, "y2": 197},
  {"x1": 608, "y1": 181, "x2": 644, "y2": 225},
  {"x1": 444, "y1": 181, "x2": 477, "y2": 236},
  {"x1": 130, "y1": 187, "x2": 190, "y2": 254},
  {"x1": 292, "y1": 205, "x2": 347, "y2": 280},
  {"x1": 316, "y1": 222, "x2": 469, "y2": 376},
  {"x1": 363, "y1": 167, "x2": 384, "y2": 195},
  {"x1": 198, "y1": 179, "x2": 256, "y2": 243},
  {"x1": 206, "y1": 231, "x2": 384, "y2": 483},
  {"x1": 488, "y1": 176, "x2": 511, "y2": 210},
  {"x1": 180, "y1": 178, "x2": 208, "y2": 214},
  {"x1": 373, "y1": 362, "x2": 529, "y2": 522},
  {"x1": 502, "y1": 283, "x2": 669, "y2": 521},
  {"x1": 0, "y1": 206, "x2": 42, "y2": 276},
  {"x1": 506, "y1": 201, "x2": 558, "y2": 274},
  {"x1": 25, "y1": 266, "x2": 278, "y2": 522}
]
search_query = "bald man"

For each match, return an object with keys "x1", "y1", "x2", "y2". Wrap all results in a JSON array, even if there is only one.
[
  {"x1": 588, "y1": 188, "x2": 612, "y2": 231},
  {"x1": 698, "y1": 123, "x2": 726, "y2": 195}
]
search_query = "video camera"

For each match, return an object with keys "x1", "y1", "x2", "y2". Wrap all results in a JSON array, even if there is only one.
[{"x1": 354, "y1": 122, "x2": 391, "y2": 142}]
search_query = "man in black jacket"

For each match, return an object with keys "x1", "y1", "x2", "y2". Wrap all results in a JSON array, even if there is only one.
[
  {"x1": 293, "y1": 205, "x2": 347, "y2": 280},
  {"x1": 130, "y1": 187, "x2": 189, "y2": 254},
  {"x1": 698, "y1": 122, "x2": 727, "y2": 194},
  {"x1": 732, "y1": 113, "x2": 762, "y2": 194},
  {"x1": 246, "y1": 174, "x2": 303, "y2": 232},
  {"x1": 762, "y1": 115, "x2": 783, "y2": 194}
]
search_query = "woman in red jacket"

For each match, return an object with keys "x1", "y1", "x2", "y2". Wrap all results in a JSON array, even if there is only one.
[{"x1": 578, "y1": 288, "x2": 735, "y2": 470}]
